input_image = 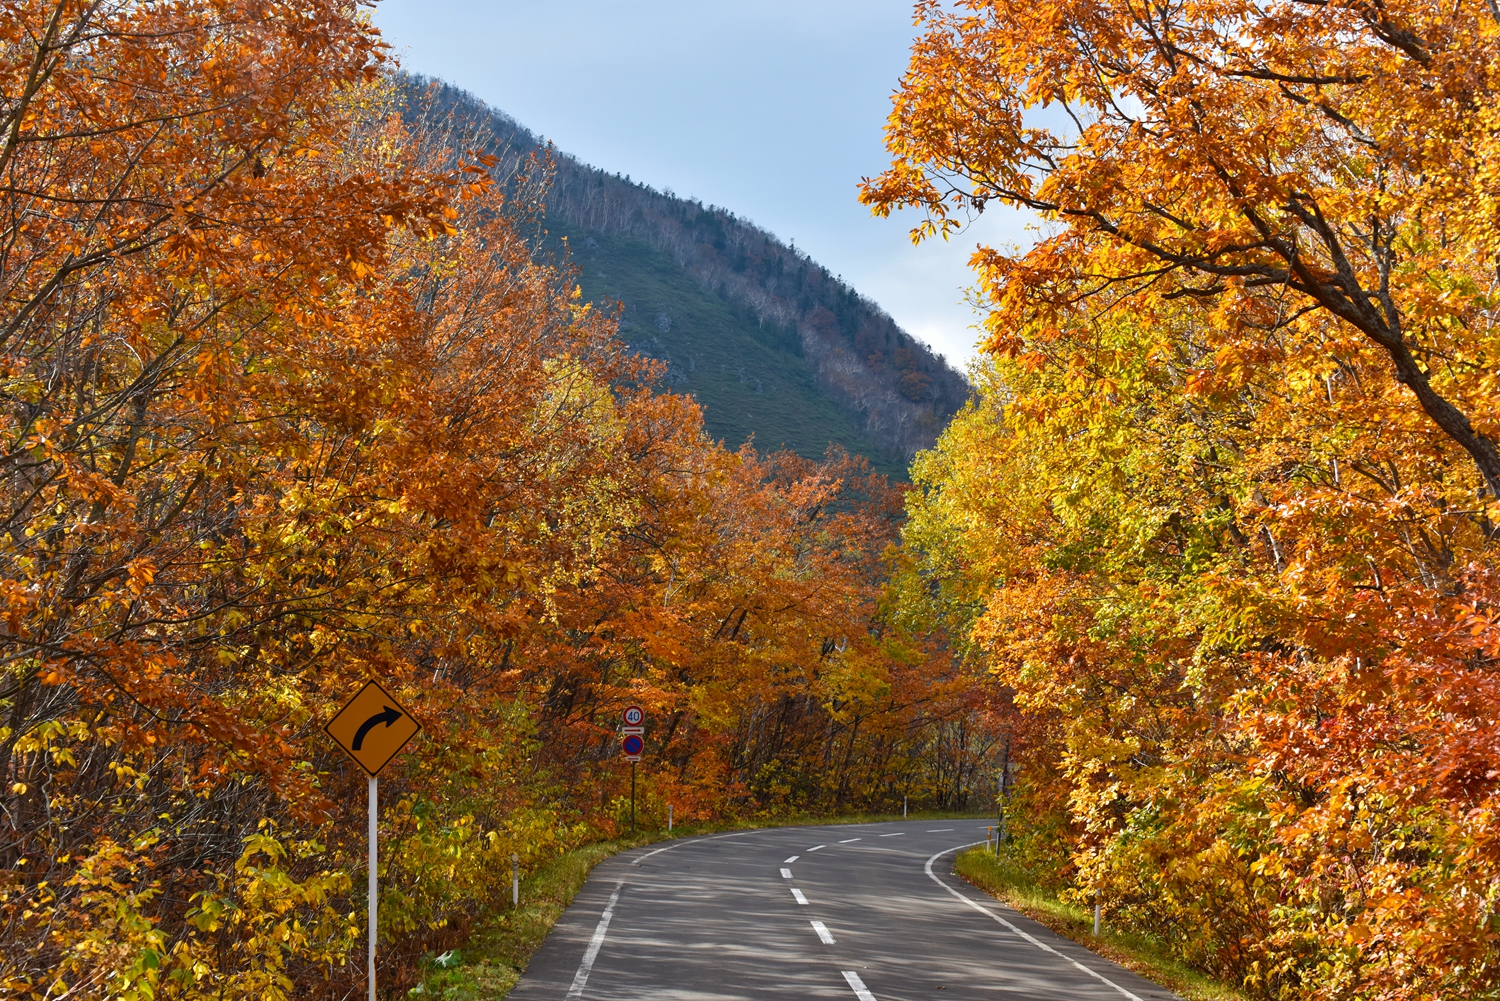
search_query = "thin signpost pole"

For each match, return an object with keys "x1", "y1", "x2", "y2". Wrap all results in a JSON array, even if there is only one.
[
  {"x1": 630, "y1": 761, "x2": 637, "y2": 833},
  {"x1": 368, "y1": 775, "x2": 378, "y2": 1001}
]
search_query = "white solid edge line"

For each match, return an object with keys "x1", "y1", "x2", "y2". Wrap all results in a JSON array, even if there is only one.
[
  {"x1": 842, "y1": 970, "x2": 877, "y2": 1001},
  {"x1": 784, "y1": 855, "x2": 799, "y2": 863},
  {"x1": 630, "y1": 825, "x2": 783, "y2": 865},
  {"x1": 631, "y1": 844, "x2": 677, "y2": 865},
  {"x1": 565, "y1": 880, "x2": 623, "y2": 998},
  {"x1": 923, "y1": 844, "x2": 1145, "y2": 1001},
  {"x1": 811, "y1": 919, "x2": 836, "y2": 944},
  {"x1": 792, "y1": 888, "x2": 810, "y2": 905}
]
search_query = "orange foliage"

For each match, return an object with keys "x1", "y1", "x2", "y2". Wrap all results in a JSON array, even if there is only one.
[
  {"x1": 0, "y1": 4, "x2": 997, "y2": 997},
  {"x1": 875, "y1": 3, "x2": 1500, "y2": 997}
]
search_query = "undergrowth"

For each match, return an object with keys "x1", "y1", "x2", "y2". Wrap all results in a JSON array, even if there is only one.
[{"x1": 954, "y1": 846, "x2": 1250, "y2": 1001}]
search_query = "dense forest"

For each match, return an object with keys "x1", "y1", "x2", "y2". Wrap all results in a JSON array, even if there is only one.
[
  {"x1": 403, "y1": 77, "x2": 969, "y2": 472},
  {"x1": 867, "y1": 1, "x2": 1500, "y2": 999},
  {"x1": 6, "y1": 1, "x2": 1500, "y2": 1000},
  {"x1": 0, "y1": 5, "x2": 1000, "y2": 1000}
]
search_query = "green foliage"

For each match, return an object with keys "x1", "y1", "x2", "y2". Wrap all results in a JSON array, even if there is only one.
[{"x1": 557, "y1": 225, "x2": 908, "y2": 479}]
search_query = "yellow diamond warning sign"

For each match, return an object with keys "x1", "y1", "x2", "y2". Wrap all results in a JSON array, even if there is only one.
[{"x1": 325, "y1": 679, "x2": 420, "y2": 776}]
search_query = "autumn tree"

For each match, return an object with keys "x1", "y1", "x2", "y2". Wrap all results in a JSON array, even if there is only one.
[
  {"x1": 0, "y1": 7, "x2": 994, "y2": 998},
  {"x1": 871, "y1": 4, "x2": 1500, "y2": 996},
  {"x1": 862, "y1": 0, "x2": 1500, "y2": 496}
]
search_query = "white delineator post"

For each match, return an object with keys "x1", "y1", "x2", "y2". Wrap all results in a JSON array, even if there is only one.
[
  {"x1": 512, "y1": 853, "x2": 519, "y2": 908},
  {"x1": 668, "y1": 803, "x2": 673, "y2": 832},
  {"x1": 369, "y1": 775, "x2": 378, "y2": 1001}
]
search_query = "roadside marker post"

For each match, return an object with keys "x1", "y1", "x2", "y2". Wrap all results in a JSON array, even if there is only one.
[
  {"x1": 668, "y1": 802, "x2": 673, "y2": 832},
  {"x1": 325, "y1": 679, "x2": 421, "y2": 1001},
  {"x1": 512, "y1": 853, "x2": 519, "y2": 909},
  {"x1": 621, "y1": 706, "x2": 645, "y2": 833}
]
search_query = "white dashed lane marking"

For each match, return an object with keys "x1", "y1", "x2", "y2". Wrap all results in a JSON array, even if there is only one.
[
  {"x1": 927, "y1": 828, "x2": 954, "y2": 832},
  {"x1": 843, "y1": 970, "x2": 877, "y2": 1001},
  {"x1": 839, "y1": 838, "x2": 861, "y2": 843},
  {"x1": 809, "y1": 845, "x2": 826, "y2": 851},
  {"x1": 781, "y1": 868, "x2": 793, "y2": 878},
  {"x1": 792, "y1": 888, "x2": 809, "y2": 905},
  {"x1": 879, "y1": 832, "x2": 905, "y2": 837},
  {"x1": 811, "y1": 920, "x2": 836, "y2": 944},
  {"x1": 784, "y1": 855, "x2": 799, "y2": 863}
]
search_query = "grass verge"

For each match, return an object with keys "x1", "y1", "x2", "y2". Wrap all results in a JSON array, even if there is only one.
[
  {"x1": 408, "y1": 834, "x2": 650, "y2": 1000},
  {"x1": 953, "y1": 847, "x2": 1249, "y2": 1001},
  {"x1": 410, "y1": 812, "x2": 985, "y2": 999}
]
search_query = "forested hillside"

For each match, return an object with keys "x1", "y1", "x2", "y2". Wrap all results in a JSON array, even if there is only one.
[{"x1": 401, "y1": 77, "x2": 968, "y2": 477}]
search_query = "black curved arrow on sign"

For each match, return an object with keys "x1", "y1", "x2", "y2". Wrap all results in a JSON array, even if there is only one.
[{"x1": 352, "y1": 706, "x2": 402, "y2": 750}]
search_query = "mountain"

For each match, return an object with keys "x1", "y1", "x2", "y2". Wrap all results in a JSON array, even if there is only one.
[{"x1": 400, "y1": 76, "x2": 969, "y2": 478}]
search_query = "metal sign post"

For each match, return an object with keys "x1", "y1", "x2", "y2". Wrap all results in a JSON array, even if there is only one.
[
  {"x1": 368, "y1": 777, "x2": 377, "y2": 1001},
  {"x1": 621, "y1": 705, "x2": 645, "y2": 834},
  {"x1": 325, "y1": 680, "x2": 421, "y2": 1001}
]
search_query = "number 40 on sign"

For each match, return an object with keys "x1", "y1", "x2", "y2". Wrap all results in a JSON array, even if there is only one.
[{"x1": 621, "y1": 705, "x2": 645, "y2": 832}]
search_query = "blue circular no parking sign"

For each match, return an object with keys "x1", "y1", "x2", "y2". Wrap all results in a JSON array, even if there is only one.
[{"x1": 622, "y1": 734, "x2": 644, "y2": 757}]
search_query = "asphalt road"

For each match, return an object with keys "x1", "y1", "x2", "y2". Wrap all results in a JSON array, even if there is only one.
[{"x1": 508, "y1": 819, "x2": 1182, "y2": 1001}]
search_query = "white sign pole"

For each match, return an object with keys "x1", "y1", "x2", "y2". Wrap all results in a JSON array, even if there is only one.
[{"x1": 369, "y1": 775, "x2": 378, "y2": 1001}]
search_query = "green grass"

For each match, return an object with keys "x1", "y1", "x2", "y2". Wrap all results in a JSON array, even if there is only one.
[
  {"x1": 409, "y1": 811, "x2": 987, "y2": 999},
  {"x1": 554, "y1": 225, "x2": 909, "y2": 480},
  {"x1": 953, "y1": 847, "x2": 1249, "y2": 1001},
  {"x1": 407, "y1": 835, "x2": 649, "y2": 1000}
]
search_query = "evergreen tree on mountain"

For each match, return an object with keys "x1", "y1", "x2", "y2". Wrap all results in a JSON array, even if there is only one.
[{"x1": 400, "y1": 75, "x2": 968, "y2": 476}]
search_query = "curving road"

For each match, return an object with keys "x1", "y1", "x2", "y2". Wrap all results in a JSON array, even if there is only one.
[{"x1": 508, "y1": 820, "x2": 1181, "y2": 1001}]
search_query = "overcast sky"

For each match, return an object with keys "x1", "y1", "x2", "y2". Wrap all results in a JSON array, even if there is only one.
[{"x1": 371, "y1": 0, "x2": 1038, "y2": 369}]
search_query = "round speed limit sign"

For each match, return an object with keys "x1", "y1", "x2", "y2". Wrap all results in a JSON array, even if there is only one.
[{"x1": 622, "y1": 705, "x2": 644, "y2": 726}]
